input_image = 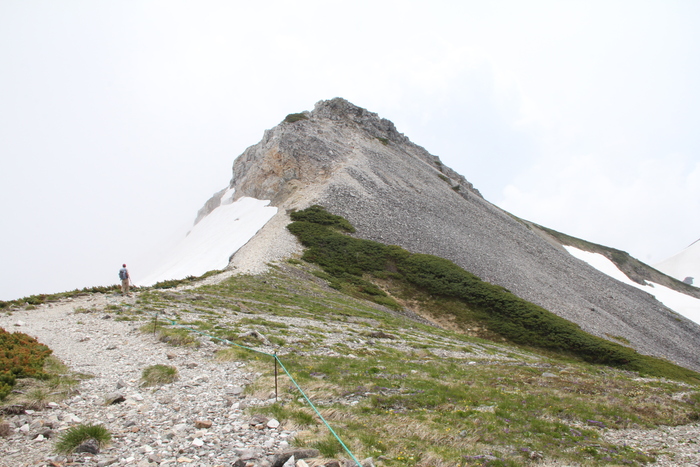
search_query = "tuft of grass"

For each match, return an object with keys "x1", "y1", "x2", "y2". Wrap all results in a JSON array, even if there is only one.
[
  {"x1": 141, "y1": 364, "x2": 179, "y2": 387},
  {"x1": 25, "y1": 388, "x2": 49, "y2": 409},
  {"x1": 140, "y1": 323, "x2": 200, "y2": 347},
  {"x1": 54, "y1": 423, "x2": 112, "y2": 454}
]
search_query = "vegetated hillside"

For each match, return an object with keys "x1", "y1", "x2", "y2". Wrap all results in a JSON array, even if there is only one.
[
  {"x1": 210, "y1": 97, "x2": 700, "y2": 373},
  {"x1": 6, "y1": 254, "x2": 700, "y2": 466},
  {"x1": 286, "y1": 205, "x2": 699, "y2": 383}
]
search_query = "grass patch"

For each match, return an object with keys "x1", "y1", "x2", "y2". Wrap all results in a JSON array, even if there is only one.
[
  {"x1": 141, "y1": 364, "x2": 179, "y2": 387},
  {"x1": 140, "y1": 323, "x2": 200, "y2": 347}
]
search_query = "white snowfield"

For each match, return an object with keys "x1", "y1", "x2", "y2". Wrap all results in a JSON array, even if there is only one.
[
  {"x1": 138, "y1": 188, "x2": 277, "y2": 286},
  {"x1": 655, "y1": 238, "x2": 700, "y2": 285},
  {"x1": 565, "y1": 246, "x2": 700, "y2": 325}
]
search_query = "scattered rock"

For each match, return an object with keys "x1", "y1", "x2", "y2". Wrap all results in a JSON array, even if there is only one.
[
  {"x1": 75, "y1": 438, "x2": 100, "y2": 454},
  {"x1": 104, "y1": 392, "x2": 126, "y2": 405},
  {"x1": 194, "y1": 419, "x2": 212, "y2": 429}
]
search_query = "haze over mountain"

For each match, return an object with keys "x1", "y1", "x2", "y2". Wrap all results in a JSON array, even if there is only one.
[
  {"x1": 142, "y1": 98, "x2": 700, "y2": 373},
  {"x1": 656, "y1": 239, "x2": 700, "y2": 286}
]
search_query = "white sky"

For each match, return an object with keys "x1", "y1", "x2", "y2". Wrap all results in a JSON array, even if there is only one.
[{"x1": 1, "y1": 1, "x2": 699, "y2": 300}]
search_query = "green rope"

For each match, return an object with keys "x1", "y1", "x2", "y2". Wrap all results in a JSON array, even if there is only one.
[{"x1": 138, "y1": 308, "x2": 362, "y2": 466}]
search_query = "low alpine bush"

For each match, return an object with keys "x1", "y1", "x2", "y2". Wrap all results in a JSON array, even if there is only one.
[{"x1": 0, "y1": 328, "x2": 52, "y2": 400}]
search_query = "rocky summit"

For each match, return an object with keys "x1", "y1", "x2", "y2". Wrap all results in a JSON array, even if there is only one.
[{"x1": 198, "y1": 98, "x2": 700, "y2": 373}]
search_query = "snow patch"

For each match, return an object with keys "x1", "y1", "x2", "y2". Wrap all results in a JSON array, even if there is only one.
[
  {"x1": 139, "y1": 194, "x2": 277, "y2": 285},
  {"x1": 564, "y1": 246, "x2": 700, "y2": 325}
]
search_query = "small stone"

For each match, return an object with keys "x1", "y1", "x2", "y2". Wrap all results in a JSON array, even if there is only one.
[
  {"x1": 96, "y1": 457, "x2": 118, "y2": 467},
  {"x1": 104, "y1": 392, "x2": 126, "y2": 405},
  {"x1": 177, "y1": 457, "x2": 193, "y2": 463},
  {"x1": 186, "y1": 362, "x2": 198, "y2": 369},
  {"x1": 166, "y1": 353, "x2": 177, "y2": 360},
  {"x1": 75, "y1": 438, "x2": 100, "y2": 454},
  {"x1": 267, "y1": 419, "x2": 280, "y2": 429},
  {"x1": 192, "y1": 438, "x2": 204, "y2": 447},
  {"x1": 194, "y1": 420, "x2": 212, "y2": 429},
  {"x1": 130, "y1": 426, "x2": 140, "y2": 433},
  {"x1": 14, "y1": 320, "x2": 25, "y2": 326}
]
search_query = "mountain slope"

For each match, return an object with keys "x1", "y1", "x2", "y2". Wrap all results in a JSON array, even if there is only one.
[{"x1": 194, "y1": 98, "x2": 700, "y2": 373}]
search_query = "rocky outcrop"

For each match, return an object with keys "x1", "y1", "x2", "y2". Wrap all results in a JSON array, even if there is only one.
[{"x1": 204, "y1": 98, "x2": 700, "y2": 372}]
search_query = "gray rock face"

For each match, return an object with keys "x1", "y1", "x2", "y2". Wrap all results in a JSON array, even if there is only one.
[{"x1": 222, "y1": 97, "x2": 700, "y2": 372}]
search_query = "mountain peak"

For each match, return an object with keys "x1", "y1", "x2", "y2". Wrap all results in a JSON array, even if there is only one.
[
  {"x1": 224, "y1": 98, "x2": 479, "y2": 208},
  {"x1": 163, "y1": 99, "x2": 700, "y2": 373}
]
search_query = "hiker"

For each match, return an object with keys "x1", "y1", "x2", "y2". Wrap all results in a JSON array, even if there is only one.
[{"x1": 119, "y1": 264, "x2": 131, "y2": 295}]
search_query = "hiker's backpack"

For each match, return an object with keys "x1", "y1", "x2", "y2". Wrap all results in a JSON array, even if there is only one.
[{"x1": 119, "y1": 268, "x2": 128, "y2": 280}]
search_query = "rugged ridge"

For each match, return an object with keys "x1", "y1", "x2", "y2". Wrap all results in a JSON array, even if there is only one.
[{"x1": 203, "y1": 98, "x2": 700, "y2": 372}]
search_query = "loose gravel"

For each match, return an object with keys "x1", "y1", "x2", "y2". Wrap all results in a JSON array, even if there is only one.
[{"x1": 0, "y1": 293, "x2": 292, "y2": 467}]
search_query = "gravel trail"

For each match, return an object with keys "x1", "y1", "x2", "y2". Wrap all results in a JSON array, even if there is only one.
[{"x1": 0, "y1": 292, "x2": 292, "y2": 467}]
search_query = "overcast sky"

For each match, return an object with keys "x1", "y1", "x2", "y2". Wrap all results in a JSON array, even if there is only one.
[{"x1": 2, "y1": 1, "x2": 699, "y2": 301}]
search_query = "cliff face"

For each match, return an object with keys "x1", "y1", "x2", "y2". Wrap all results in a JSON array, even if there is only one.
[{"x1": 201, "y1": 98, "x2": 700, "y2": 372}]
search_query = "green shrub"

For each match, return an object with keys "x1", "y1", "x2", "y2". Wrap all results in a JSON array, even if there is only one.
[
  {"x1": 141, "y1": 364, "x2": 179, "y2": 387},
  {"x1": 290, "y1": 205, "x2": 355, "y2": 232},
  {"x1": 284, "y1": 112, "x2": 309, "y2": 123},
  {"x1": 54, "y1": 423, "x2": 112, "y2": 454},
  {"x1": 152, "y1": 270, "x2": 222, "y2": 289}
]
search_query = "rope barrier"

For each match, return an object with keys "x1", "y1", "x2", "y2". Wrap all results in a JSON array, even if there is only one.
[{"x1": 134, "y1": 306, "x2": 363, "y2": 466}]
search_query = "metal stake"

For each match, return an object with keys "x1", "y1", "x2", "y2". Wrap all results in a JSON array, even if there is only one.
[{"x1": 274, "y1": 353, "x2": 278, "y2": 402}]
